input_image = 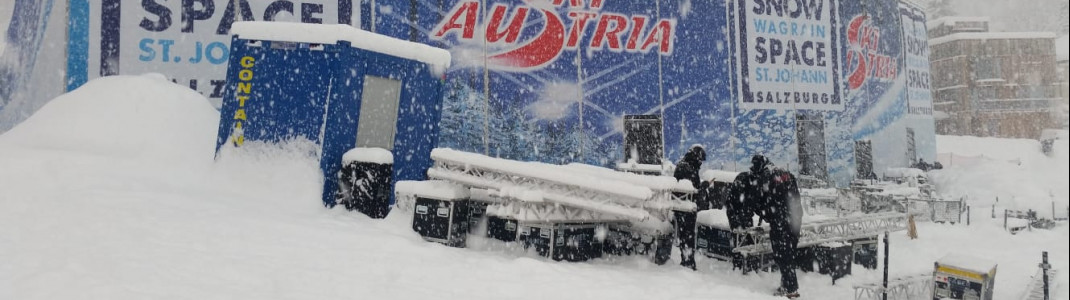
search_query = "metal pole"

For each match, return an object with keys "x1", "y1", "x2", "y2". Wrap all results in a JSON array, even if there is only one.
[
  {"x1": 481, "y1": 2, "x2": 490, "y2": 156},
  {"x1": 882, "y1": 231, "x2": 890, "y2": 300},
  {"x1": 1043, "y1": 251, "x2": 1050, "y2": 300},
  {"x1": 655, "y1": 0, "x2": 665, "y2": 125},
  {"x1": 1003, "y1": 209, "x2": 1008, "y2": 230},
  {"x1": 967, "y1": 206, "x2": 970, "y2": 226},
  {"x1": 576, "y1": 42, "x2": 584, "y2": 162}
]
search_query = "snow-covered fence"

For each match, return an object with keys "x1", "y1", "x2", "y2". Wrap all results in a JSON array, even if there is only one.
[
  {"x1": 904, "y1": 198, "x2": 964, "y2": 224},
  {"x1": 936, "y1": 152, "x2": 1022, "y2": 167},
  {"x1": 853, "y1": 274, "x2": 931, "y2": 300}
]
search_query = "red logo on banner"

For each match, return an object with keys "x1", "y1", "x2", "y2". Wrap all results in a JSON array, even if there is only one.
[
  {"x1": 432, "y1": 0, "x2": 676, "y2": 71},
  {"x1": 845, "y1": 15, "x2": 897, "y2": 90}
]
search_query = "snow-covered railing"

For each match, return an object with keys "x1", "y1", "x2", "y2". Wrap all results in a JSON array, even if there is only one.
[
  {"x1": 853, "y1": 274, "x2": 931, "y2": 300},
  {"x1": 936, "y1": 152, "x2": 1022, "y2": 168},
  {"x1": 732, "y1": 212, "x2": 910, "y2": 256},
  {"x1": 1021, "y1": 269, "x2": 1058, "y2": 300},
  {"x1": 1020, "y1": 251, "x2": 1057, "y2": 300},
  {"x1": 426, "y1": 149, "x2": 695, "y2": 224}
]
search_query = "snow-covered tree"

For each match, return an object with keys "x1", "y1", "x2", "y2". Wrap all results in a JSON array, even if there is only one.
[
  {"x1": 490, "y1": 102, "x2": 536, "y2": 161},
  {"x1": 927, "y1": 0, "x2": 957, "y2": 19},
  {"x1": 438, "y1": 77, "x2": 487, "y2": 154}
]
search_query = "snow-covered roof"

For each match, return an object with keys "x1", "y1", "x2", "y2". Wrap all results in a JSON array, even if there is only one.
[
  {"x1": 395, "y1": 180, "x2": 469, "y2": 201},
  {"x1": 929, "y1": 32, "x2": 1058, "y2": 46},
  {"x1": 926, "y1": 16, "x2": 990, "y2": 30},
  {"x1": 937, "y1": 254, "x2": 998, "y2": 274},
  {"x1": 342, "y1": 147, "x2": 393, "y2": 164},
  {"x1": 1040, "y1": 129, "x2": 1065, "y2": 140},
  {"x1": 1058, "y1": 35, "x2": 1068, "y2": 62},
  {"x1": 230, "y1": 22, "x2": 451, "y2": 74}
]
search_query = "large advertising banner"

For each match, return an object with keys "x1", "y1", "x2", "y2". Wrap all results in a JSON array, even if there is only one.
[
  {"x1": 73, "y1": 0, "x2": 355, "y2": 106},
  {"x1": 1, "y1": 0, "x2": 55, "y2": 112},
  {"x1": 900, "y1": 3, "x2": 934, "y2": 117},
  {"x1": 735, "y1": 0, "x2": 842, "y2": 111},
  {"x1": 400, "y1": 0, "x2": 933, "y2": 183},
  {"x1": 412, "y1": 0, "x2": 732, "y2": 165},
  {"x1": 825, "y1": 0, "x2": 914, "y2": 184}
]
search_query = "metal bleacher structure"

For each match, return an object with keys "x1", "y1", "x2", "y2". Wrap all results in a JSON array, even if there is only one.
[
  {"x1": 426, "y1": 149, "x2": 695, "y2": 230},
  {"x1": 852, "y1": 274, "x2": 932, "y2": 300},
  {"x1": 732, "y1": 212, "x2": 910, "y2": 256},
  {"x1": 424, "y1": 149, "x2": 910, "y2": 258}
]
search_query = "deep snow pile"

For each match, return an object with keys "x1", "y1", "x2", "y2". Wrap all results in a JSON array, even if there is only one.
[
  {"x1": 931, "y1": 135, "x2": 1069, "y2": 214},
  {"x1": 1, "y1": 75, "x2": 1067, "y2": 300}
]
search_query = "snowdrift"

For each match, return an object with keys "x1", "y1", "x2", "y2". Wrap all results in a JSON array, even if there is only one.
[
  {"x1": 0, "y1": 74, "x2": 219, "y2": 161},
  {"x1": 931, "y1": 135, "x2": 1069, "y2": 213}
]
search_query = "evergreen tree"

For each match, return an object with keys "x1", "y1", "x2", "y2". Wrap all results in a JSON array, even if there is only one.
[
  {"x1": 490, "y1": 100, "x2": 534, "y2": 161},
  {"x1": 438, "y1": 77, "x2": 487, "y2": 154}
]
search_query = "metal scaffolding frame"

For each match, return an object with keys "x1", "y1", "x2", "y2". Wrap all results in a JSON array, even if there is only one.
[{"x1": 733, "y1": 212, "x2": 910, "y2": 256}]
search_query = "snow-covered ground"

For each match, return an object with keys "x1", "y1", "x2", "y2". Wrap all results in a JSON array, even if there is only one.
[
  {"x1": 1, "y1": 75, "x2": 1068, "y2": 299},
  {"x1": 932, "y1": 135, "x2": 1069, "y2": 215}
]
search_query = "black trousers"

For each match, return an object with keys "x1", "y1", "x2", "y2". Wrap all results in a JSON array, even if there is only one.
[
  {"x1": 770, "y1": 230, "x2": 799, "y2": 293},
  {"x1": 673, "y1": 210, "x2": 697, "y2": 269}
]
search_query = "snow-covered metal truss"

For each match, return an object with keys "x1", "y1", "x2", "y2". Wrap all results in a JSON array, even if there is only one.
[
  {"x1": 733, "y1": 212, "x2": 910, "y2": 256},
  {"x1": 853, "y1": 274, "x2": 932, "y2": 300},
  {"x1": 426, "y1": 150, "x2": 694, "y2": 227}
]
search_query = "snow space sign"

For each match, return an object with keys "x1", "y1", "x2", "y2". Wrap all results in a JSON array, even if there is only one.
[
  {"x1": 71, "y1": 0, "x2": 356, "y2": 106},
  {"x1": 736, "y1": 0, "x2": 842, "y2": 111},
  {"x1": 900, "y1": 3, "x2": 933, "y2": 117}
]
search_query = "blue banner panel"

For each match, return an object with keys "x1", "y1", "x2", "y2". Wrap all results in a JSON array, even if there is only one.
[
  {"x1": 2, "y1": 0, "x2": 56, "y2": 111},
  {"x1": 370, "y1": 0, "x2": 936, "y2": 187},
  {"x1": 215, "y1": 39, "x2": 336, "y2": 151}
]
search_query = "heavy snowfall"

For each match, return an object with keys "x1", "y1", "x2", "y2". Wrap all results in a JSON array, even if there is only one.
[
  {"x1": 0, "y1": 74, "x2": 1066, "y2": 299},
  {"x1": 3, "y1": 0, "x2": 1070, "y2": 299}
]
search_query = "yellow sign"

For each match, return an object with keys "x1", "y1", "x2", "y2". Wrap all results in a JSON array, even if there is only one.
[{"x1": 936, "y1": 265, "x2": 985, "y2": 281}]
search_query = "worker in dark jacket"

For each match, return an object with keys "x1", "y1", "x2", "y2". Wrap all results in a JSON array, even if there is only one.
[
  {"x1": 727, "y1": 156, "x2": 769, "y2": 272},
  {"x1": 672, "y1": 145, "x2": 709, "y2": 270},
  {"x1": 729, "y1": 171, "x2": 759, "y2": 230},
  {"x1": 749, "y1": 155, "x2": 802, "y2": 298}
]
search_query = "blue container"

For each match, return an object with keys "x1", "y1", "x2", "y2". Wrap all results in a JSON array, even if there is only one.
[{"x1": 215, "y1": 23, "x2": 448, "y2": 207}]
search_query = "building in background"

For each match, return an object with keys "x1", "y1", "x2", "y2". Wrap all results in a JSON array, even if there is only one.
[
  {"x1": 928, "y1": 17, "x2": 1061, "y2": 138},
  {"x1": 1059, "y1": 34, "x2": 1068, "y2": 128}
]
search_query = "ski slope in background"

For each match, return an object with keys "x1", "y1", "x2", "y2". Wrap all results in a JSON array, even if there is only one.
[{"x1": 1, "y1": 75, "x2": 1067, "y2": 299}]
